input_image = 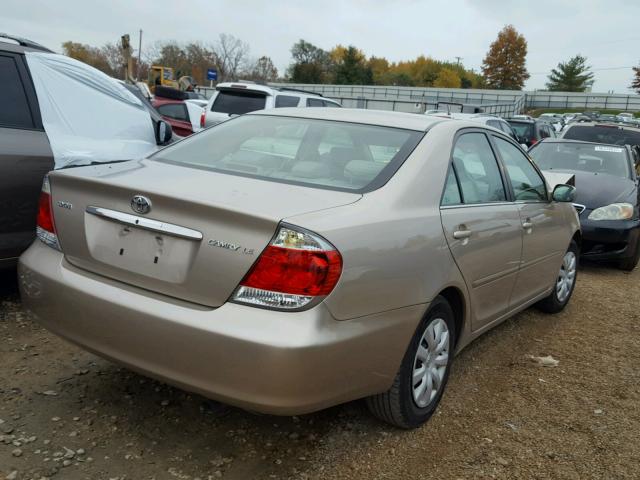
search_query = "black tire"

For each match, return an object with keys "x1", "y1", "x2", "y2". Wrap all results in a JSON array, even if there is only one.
[
  {"x1": 536, "y1": 240, "x2": 579, "y2": 313},
  {"x1": 618, "y1": 239, "x2": 640, "y2": 271},
  {"x1": 366, "y1": 296, "x2": 456, "y2": 429}
]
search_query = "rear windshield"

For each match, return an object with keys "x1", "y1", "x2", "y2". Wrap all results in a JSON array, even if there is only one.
[
  {"x1": 211, "y1": 90, "x2": 266, "y2": 115},
  {"x1": 563, "y1": 125, "x2": 640, "y2": 147},
  {"x1": 152, "y1": 115, "x2": 423, "y2": 193},
  {"x1": 508, "y1": 121, "x2": 534, "y2": 139},
  {"x1": 530, "y1": 142, "x2": 631, "y2": 179}
]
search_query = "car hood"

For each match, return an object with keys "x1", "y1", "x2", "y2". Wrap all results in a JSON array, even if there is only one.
[{"x1": 569, "y1": 171, "x2": 637, "y2": 208}]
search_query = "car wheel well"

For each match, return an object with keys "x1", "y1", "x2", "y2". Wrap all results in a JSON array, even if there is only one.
[
  {"x1": 438, "y1": 287, "x2": 464, "y2": 347},
  {"x1": 572, "y1": 231, "x2": 582, "y2": 252}
]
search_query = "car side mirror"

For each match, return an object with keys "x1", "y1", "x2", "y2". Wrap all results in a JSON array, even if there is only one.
[
  {"x1": 156, "y1": 120, "x2": 173, "y2": 145},
  {"x1": 552, "y1": 184, "x2": 576, "y2": 203}
]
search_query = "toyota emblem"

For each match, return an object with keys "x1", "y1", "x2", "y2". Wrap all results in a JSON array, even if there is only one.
[{"x1": 131, "y1": 195, "x2": 152, "y2": 215}]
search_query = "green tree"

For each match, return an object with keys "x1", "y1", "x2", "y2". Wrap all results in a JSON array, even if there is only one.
[
  {"x1": 434, "y1": 68, "x2": 462, "y2": 88},
  {"x1": 333, "y1": 46, "x2": 373, "y2": 85},
  {"x1": 287, "y1": 39, "x2": 330, "y2": 83},
  {"x1": 546, "y1": 55, "x2": 594, "y2": 92},
  {"x1": 481, "y1": 25, "x2": 530, "y2": 90},
  {"x1": 631, "y1": 63, "x2": 640, "y2": 94},
  {"x1": 62, "y1": 41, "x2": 114, "y2": 76}
]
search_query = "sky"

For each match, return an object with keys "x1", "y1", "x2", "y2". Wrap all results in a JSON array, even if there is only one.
[{"x1": 4, "y1": 0, "x2": 640, "y2": 93}]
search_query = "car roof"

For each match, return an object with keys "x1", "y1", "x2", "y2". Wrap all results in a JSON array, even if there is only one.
[
  {"x1": 538, "y1": 138, "x2": 630, "y2": 149},
  {"x1": 566, "y1": 121, "x2": 640, "y2": 131},
  {"x1": 250, "y1": 107, "x2": 446, "y2": 131},
  {"x1": 0, "y1": 33, "x2": 53, "y2": 53},
  {"x1": 215, "y1": 82, "x2": 326, "y2": 99}
]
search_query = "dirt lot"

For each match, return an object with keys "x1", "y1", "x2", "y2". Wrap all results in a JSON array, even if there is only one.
[{"x1": 1, "y1": 263, "x2": 639, "y2": 480}]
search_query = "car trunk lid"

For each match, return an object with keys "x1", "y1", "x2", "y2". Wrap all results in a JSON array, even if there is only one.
[{"x1": 49, "y1": 159, "x2": 360, "y2": 307}]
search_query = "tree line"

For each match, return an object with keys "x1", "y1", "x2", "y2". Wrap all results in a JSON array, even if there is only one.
[{"x1": 62, "y1": 25, "x2": 640, "y2": 93}]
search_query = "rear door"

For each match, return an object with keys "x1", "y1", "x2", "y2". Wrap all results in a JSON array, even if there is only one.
[
  {"x1": 491, "y1": 135, "x2": 566, "y2": 305},
  {"x1": 0, "y1": 51, "x2": 53, "y2": 262},
  {"x1": 440, "y1": 130, "x2": 523, "y2": 331}
]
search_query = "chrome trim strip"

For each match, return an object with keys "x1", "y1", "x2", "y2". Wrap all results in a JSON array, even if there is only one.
[
  {"x1": 440, "y1": 202, "x2": 515, "y2": 210},
  {"x1": 86, "y1": 206, "x2": 203, "y2": 241},
  {"x1": 573, "y1": 203, "x2": 586, "y2": 214}
]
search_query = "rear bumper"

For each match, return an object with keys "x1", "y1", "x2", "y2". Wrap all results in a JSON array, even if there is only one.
[
  {"x1": 18, "y1": 241, "x2": 424, "y2": 415},
  {"x1": 580, "y1": 218, "x2": 640, "y2": 262}
]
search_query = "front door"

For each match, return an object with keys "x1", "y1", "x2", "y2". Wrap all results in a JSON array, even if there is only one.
[
  {"x1": 491, "y1": 136, "x2": 567, "y2": 305},
  {"x1": 440, "y1": 131, "x2": 523, "y2": 331}
]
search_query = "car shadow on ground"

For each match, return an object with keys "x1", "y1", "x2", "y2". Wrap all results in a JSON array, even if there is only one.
[{"x1": 0, "y1": 266, "x2": 18, "y2": 297}]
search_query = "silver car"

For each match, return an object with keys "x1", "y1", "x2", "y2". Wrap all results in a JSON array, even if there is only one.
[{"x1": 19, "y1": 109, "x2": 581, "y2": 428}]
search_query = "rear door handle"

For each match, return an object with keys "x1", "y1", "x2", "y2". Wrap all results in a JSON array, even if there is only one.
[{"x1": 453, "y1": 229, "x2": 472, "y2": 240}]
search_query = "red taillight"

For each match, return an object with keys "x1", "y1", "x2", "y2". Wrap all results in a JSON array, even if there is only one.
[
  {"x1": 37, "y1": 190, "x2": 55, "y2": 233},
  {"x1": 240, "y1": 246, "x2": 342, "y2": 296},
  {"x1": 36, "y1": 176, "x2": 60, "y2": 250},
  {"x1": 232, "y1": 225, "x2": 343, "y2": 310},
  {"x1": 200, "y1": 109, "x2": 206, "y2": 128}
]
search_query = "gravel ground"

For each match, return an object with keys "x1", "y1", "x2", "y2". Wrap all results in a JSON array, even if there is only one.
[{"x1": 1, "y1": 263, "x2": 639, "y2": 480}]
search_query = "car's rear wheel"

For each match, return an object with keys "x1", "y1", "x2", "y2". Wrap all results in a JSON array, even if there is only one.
[
  {"x1": 366, "y1": 296, "x2": 455, "y2": 429},
  {"x1": 536, "y1": 240, "x2": 578, "y2": 313}
]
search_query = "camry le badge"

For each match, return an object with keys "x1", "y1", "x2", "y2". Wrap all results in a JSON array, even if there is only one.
[{"x1": 131, "y1": 195, "x2": 152, "y2": 215}]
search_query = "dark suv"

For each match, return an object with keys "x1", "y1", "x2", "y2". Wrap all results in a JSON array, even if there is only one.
[
  {"x1": 507, "y1": 118, "x2": 556, "y2": 148},
  {"x1": 0, "y1": 34, "x2": 172, "y2": 268},
  {"x1": 0, "y1": 35, "x2": 54, "y2": 268}
]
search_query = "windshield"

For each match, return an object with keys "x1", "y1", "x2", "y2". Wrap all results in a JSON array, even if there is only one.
[
  {"x1": 564, "y1": 125, "x2": 640, "y2": 147},
  {"x1": 152, "y1": 115, "x2": 423, "y2": 192},
  {"x1": 530, "y1": 142, "x2": 631, "y2": 179},
  {"x1": 508, "y1": 121, "x2": 534, "y2": 139},
  {"x1": 212, "y1": 90, "x2": 267, "y2": 115}
]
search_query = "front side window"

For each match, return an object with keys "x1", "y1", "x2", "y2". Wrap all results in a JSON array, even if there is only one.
[
  {"x1": 152, "y1": 115, "x2": 422, "y2": 193},
  {"x1": 451, "y1": 133, "x2": 506, "y2": 204},
  {"x1": 307, "y1": 98, "x2": 324, "y2": 107},
  {"x1": 212, "y1": 91, "x2": 266, "y2": 115},
  {"x1": 494, "y1": 137, "x2": 547, "y2": 201},
  {"x1": 0, "y1": 55, "x2": 34, "y2": 129}
]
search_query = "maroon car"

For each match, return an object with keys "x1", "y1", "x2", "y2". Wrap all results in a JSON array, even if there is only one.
[{"x1": 152, "y1": 87, "x2": 205, "y2": 136}]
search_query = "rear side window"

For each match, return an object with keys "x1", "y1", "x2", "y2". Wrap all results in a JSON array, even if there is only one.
[
  {"x1": 157, "y1": 103, "x2": 189, "y2": 122},
  {"x1": 212, "y1": 91, "x2": 266, "y2": 115},
  {"x1": 0, "y1": 55, "x2": 34, "y2": 129},
  {"x1": 494, "y1": 137, "x2": 547, "y2": 201},
  {"x1": 275, "y1": 95, "x2": 300, "y2": 108},
  {"x1": 452, "y1": 133, "x2": 506, "y2": 203},
  {"x1": 441, "y1": 167, "x2": 462, "y2": 206}
]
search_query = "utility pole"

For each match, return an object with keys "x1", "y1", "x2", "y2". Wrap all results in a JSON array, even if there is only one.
[
  {"x1": 137, "y1": 29, "x2": 143, "y2": 81},
  {"x1": 455, "y1": 56, "x2": 462, "y2": 66}
]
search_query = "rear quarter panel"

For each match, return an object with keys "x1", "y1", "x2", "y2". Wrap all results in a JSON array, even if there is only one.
[{"x1": 285, "y1": 122, "x2": 470, "y2": 323}]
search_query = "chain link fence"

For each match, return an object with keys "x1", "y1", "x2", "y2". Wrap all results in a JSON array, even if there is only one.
[{"x1": 195, "y1": 83, "x2": 640, "y2": 116}]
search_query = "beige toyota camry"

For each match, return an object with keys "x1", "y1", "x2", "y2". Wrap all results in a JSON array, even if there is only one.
[{"x1": 19, "y1": 109, "x2": 581, "y2": 428}]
